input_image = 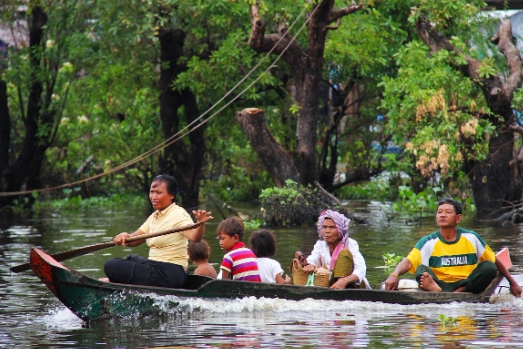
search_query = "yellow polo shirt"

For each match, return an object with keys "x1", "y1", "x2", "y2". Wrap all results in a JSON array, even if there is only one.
[{"x1": 139, "y1": 203, "x2": 194, "y2": 267}]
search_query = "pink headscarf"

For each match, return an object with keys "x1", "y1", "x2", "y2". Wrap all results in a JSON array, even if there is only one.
[{"x1": 317, "y1": 210, "x2": 351, "y2": 271}]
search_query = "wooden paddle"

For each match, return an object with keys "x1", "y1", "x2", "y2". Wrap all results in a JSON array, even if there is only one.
[{"x1": 10, "y1": 222, "x2": 203, "y2": 273}]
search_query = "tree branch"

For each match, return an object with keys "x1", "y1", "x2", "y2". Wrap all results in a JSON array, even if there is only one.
[
  {"x1": 416, "y1": 16, "x2": 481, "y2": 79},
  {"x1": 330, "y1": 168, "x2": 382, "y2": 192},
  {"x1": 327, "y1": 3, "x2": 365, "y2": 23},
  {"x1": 491, "y1": 19, "x2": 523, "y2": 98},
  {"x1": 248, "y1": 3, "x2": 305, "y2": 71},
  {"x1": 510, "y1": 124, "x2": 523, "y2": 136},
  {"x1": 326, "y1": 18, "x2": 341, "y2": 31},
  {"x1": 314, "y1": 180, "x2": 344, "y2": 208},
  {"x1": 416, "y1": 16, "x2": 520, "y2": 111}
]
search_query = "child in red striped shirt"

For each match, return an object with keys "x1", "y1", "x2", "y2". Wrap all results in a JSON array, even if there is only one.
[{"x1": 217, "y1": 217, "x2": 261, "y2": 282}]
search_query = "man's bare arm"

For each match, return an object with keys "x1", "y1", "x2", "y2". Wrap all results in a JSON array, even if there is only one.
[{"x1": 384, "y1": 258, "x2": 413, "y2": 291}]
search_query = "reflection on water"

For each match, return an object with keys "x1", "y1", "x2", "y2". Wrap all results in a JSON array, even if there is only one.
[
  {"x1": 16, "y1": 294, "x2": 523, "y2": 348},
  {"x1": 2, "y1": 202, "x2": 523, "y2": 348}
]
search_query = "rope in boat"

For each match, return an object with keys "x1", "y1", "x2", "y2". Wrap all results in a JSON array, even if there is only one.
[{"x1": 1, "y1": 3, "x2": 319, "y2": 197}]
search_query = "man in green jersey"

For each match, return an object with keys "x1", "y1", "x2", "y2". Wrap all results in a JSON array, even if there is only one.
[{"x1": 384, "y1": 199, "x2": 521, "y2": 296}]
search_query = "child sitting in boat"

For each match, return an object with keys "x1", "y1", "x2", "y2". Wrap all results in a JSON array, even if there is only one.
[
  {"x1": 188, "y1": 239, "x2": 217, "y2": 279},
  {"x1": 217, "y1": 217, "x2": 261, "y2": 282},
  {"x1": 249, "y1": 229, "x2": 291, "y2": 284}
]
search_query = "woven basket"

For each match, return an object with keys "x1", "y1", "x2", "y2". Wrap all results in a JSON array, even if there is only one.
[
  {"x1": 312, "y1": 268, "x2": 330, "y2": 287},
  {"x1": 332, "y1": 249, "x2": 354, "y2": 279},
  {"x1": 291, "y1": 259, "x2": 330, "y2": 287}
]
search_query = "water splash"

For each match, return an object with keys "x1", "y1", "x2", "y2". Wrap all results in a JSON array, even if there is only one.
[
  {"x1": 148, "y1": 293, "x2": 523, "y2": 318},
  {"x1": 37, "y1": 304, "x2": 84, "y2": 329}
]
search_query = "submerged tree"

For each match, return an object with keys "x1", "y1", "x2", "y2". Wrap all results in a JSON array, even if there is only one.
[{"x1": 241, "y1": 0, "x2": 365, "y2": 187}]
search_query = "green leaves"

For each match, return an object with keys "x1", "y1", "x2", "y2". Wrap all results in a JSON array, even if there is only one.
[
  {"x1": 380, "y1": 32, "x2": 496, "y2": 184},
  {"x1": 439, "y1": 314, "x2": 458, "y2": 327},
  {"x1": 392, "y1": 185, "x2": 442, "y2": 214},
  {"x1": 477, "y1": 58, "x2": 497, "y2": 78},
  {"x1": 381, "y1": 253, "x2": 403, "y2": 267},
  {"x1": 259, "y1": 180, "x2": 341, "y2": 227}
]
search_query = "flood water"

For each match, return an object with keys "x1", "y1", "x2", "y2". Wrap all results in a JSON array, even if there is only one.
[{"x1": 1, "y1": 200, "x2": 523, "y2": 348}]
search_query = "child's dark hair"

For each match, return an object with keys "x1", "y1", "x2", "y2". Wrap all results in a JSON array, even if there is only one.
[
  {"x1": 216, "y1": 217, "x2": 245, "y2": 241},
  {"x1": 249, "y1": 229, "x2": 276, "y2": 258},
  {"x1": 188, "y1": 240, "x2": 211, "y2": 261}
]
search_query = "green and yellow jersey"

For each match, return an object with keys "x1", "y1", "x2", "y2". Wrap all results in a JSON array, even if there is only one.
[{"x1": 406, "y1": 228, "x2": 496, "y2": 283}]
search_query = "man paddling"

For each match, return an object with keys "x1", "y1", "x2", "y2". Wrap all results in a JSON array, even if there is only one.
[{"x1": 384, "y1": 198, "x2": 522, "y2": 297}]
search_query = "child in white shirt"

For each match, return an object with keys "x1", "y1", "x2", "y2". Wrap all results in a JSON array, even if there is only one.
[{"x1": 249, "y1": 229, "x2": 291, "y2": 284}]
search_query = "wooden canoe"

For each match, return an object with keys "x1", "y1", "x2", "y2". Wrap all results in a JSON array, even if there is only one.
[{"x1": 30, "y1": 247, "x2": 510, "y2": 321}]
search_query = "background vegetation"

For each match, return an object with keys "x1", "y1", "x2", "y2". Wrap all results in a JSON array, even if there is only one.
[{"x1": 1, "y1": 0, "x2": 522, "y2": 224}]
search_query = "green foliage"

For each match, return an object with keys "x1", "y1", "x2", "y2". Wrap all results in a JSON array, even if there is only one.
[
  {"x1": 381, "y1": 252, "x2": 403, "y2": 267},
  {"x1": 243, "y1": 219, "x2": 262, "y2": 230},
  {"x1": 200, "y1": 127, "x2": 274, "y2": 202},
  {"x1": 438, "y1": 314, "x2": 457, "y2": 327},
  {"x1": 325, "y1": 4, "x2": 409, "y2": 80},
  {"x1": 336, "y1": 180, "x2": 394, "y2": 201},
  {"x1": 259, "y1": 180, "x2": 301, "y2": 203},
  {"x1": 259, "y1": 180, "x2": 344, "y2": 227},
  {"x1": 477, "y1": 58, "x2": 497, "y2": 78},
  {"x1": 34, "y1": 192, "x2": 148, "y2": 211},
  {"x1": 393, "y1": 185, "x2": 442, "y2": 214},
  {"x1": 410, "y1": 0, "x2": 486, "y2": 34},
  {"x1": 376, "y1": 0, "x2": 518, "y2": 216},
  {"x1": 1, "y1": 0, "x2": 510, "y2": 218},
  {"x1": 289, "y1": 103, "x2": 301, "y2": 115},
  {"x1": 380, "y1": 40, "x2": 496, "y2": 182},
  {"x1": 322, "y1": 2, "x2": 414, "y2": 179}
]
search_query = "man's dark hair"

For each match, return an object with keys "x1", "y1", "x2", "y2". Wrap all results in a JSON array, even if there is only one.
[
  {"x1": 216, "y1": 217, "x2": 245, "y2": 241},
  {"x1": 249, "y1": 229, "x2": 276, "y2": 258},
  {"x1": 152, "y1": 174, "x2": 179, "y2": 200},
  {"x1": 437, "y1": 198, "x2": 462, "y2": 215}
]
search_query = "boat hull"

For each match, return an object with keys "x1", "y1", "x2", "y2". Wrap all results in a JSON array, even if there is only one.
[{"x1": 30, "y1": 247, "x2": 507, "y2": 321}]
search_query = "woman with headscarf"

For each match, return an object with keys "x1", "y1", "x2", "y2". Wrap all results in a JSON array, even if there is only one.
[{"x1": 302, "y1": 210, "x2": 370, "y2": 289}]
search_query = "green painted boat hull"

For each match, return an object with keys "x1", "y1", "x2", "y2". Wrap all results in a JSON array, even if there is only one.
[{"x1": 30, "y1": 247, "x2": 505, "y2": 321}]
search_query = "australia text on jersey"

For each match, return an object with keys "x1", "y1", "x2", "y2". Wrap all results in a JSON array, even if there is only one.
[{"x1": 440, "y1": 256, "x2": 468, "y2": 266}]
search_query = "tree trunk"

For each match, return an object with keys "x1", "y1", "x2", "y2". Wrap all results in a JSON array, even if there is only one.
[
  {"x1": 467, "y1": 124, "x2": 521, "y2": 218},
  {"x1": 0, "y1": 81, "x2": 10, "y2": 187},
  {"x1": 158, "y1": 27, "x2": 205, "y2": 210},
  {"x1": 417, "y1": 18, "x2": 523, "y2": 218},
  {"x1": 247, "y1": 0, "x2": 364, "y2": 187},
  {"x1": 236, "y1": 108, "x2": 300, "y2": 186},
  {"x1": 0, "y1": 6, "x2": 48, "y2": 208}
]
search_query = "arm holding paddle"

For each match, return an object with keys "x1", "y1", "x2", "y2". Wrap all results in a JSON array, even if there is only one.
[
  {"x1": 114, "y1": 230, "x2": 146, "y2": 247},
  {"x1": 115, "y1": 210, "x2": 214, "y2": 247}
]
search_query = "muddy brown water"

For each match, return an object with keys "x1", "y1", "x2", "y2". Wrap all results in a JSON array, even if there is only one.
[{"x1": 1, "y1": 201, "x2": 523, "y2": 348}]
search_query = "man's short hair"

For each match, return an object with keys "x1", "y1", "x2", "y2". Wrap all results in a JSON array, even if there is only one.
[{"x1": 437, "y1": 198, "x2": 462, "y2": 215}]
